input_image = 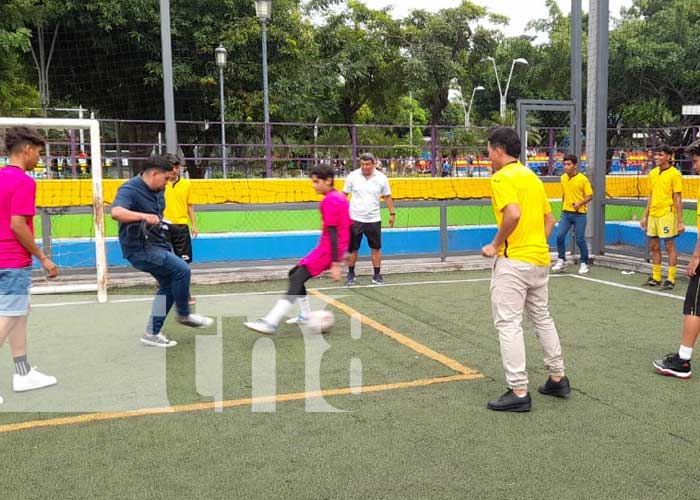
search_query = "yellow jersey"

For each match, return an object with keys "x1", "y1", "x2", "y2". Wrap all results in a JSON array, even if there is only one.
[
  {"x1": 491, "y1": 161, "x2": 552, "y2": 266},
  {"x1": 648, "y1": 166, "x2": 682, "y2": 217},
  {"x1": 164, "y1": 177, "x2": 192, "y2": 225},
  {"x1": 561, "y1": 172, "x2": 593, "y2": 214}
]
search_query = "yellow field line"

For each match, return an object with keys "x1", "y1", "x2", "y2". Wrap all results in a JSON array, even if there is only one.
[
  {"x1": 309, "y1": 289, "x2": 480, "y2": 376},
  {"x1": 0, "y1": 373, "x2": 482, "y2": 434}
]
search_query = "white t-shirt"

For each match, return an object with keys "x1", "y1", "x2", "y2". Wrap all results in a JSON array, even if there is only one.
[{"x1": 343, "y1": 168, "x2": 392, "y2": 223}]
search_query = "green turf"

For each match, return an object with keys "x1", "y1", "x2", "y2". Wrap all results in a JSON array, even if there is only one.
[
  {"x1": 2, "y1": 269, "x2": 700, "y2": 499},
  {"x1": 37, "y1": 202, "x2": 683, "y2": 239}
]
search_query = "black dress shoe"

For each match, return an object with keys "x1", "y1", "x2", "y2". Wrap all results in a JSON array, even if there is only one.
[
  {"x1": 487, "y1": 389, "x2": 531, "y2": 412},
  {"x1": 537, "y1": 376, "x2": 571, "y2": 398}
]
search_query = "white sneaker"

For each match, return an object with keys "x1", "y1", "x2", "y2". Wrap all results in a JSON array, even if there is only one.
[
  {"x1": 141, "y1": 332, "x2": 177, "y2": 348},
  {"x1": 13, "y1": 368, "x2": 57, "y2": 393},
  {"x1": 551, "y1": 259, "x2": 566, "y2": 272},
  {"x1": 244, "y1": 319, "x2": 276, "y2": 335},
  {"x1": 285, "y1": 315, "x2": 307, "y2": 325},
  {"x1": 578, "y1": 263, "x2": 590, "y2": 275},
  {"x1": 0, "y1": 394, "x2": 3, "y2": 404},
  {"x1": 177, "y1": 313, "x2": 214, "y2": 328}
]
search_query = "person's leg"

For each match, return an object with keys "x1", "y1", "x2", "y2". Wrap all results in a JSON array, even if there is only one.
[
  {"x1": 145, "y1": 276, "x2": 174, "y2": 336},
  {"x1": 284, "y1": 266, "x2": 314, "y2": 322},
  {"x1": 247, "y1": 266, "x2": 313, "y2": 334},
  {"x1": 346, "y1": 221, "x2": 363, "y2": 283},
  {"x1": 573, "y1": 214, "x2": 589, "y2": 265},
  {"x1": 665, "y1": 238, "x2": 678, "y2": 283},
  {"x1": 555, "y1": 212, "x2": 573, "y2": 261},
  {"x1": 366, "y1": 222, "x2": 383, "y2": 282},
  {"x1": 649, "y1": 237, "x2": 662, "y2": 283}
]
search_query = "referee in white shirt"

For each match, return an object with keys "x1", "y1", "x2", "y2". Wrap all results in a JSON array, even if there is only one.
[{"x1": 344, "y1": 153, "x2": 395, "y2": 285}]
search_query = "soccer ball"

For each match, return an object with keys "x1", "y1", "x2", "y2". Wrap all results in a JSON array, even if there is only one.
[{"x1": 304, "y1": 310, "x2": 335, "y2": 334}]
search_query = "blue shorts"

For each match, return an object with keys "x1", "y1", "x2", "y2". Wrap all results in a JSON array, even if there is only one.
[{"x1": 0, "y1": 267, "x2": 32, "y2": 316}]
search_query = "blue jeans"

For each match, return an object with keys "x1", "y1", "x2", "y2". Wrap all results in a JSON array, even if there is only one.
[
  {"x1": 0, "y1": 267, "x2": 32, "y2": 316},
  {"x1": 556, "y1": 212, "x2": 589, "y2": 264},
  {"x1": 126, "y1": 247, "x2": 191, "y2": 335}
]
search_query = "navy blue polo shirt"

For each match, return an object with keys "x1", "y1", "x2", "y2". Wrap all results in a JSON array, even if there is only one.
[{"x1": 112, "y1": 175, "x2": 169, "y2": 256}]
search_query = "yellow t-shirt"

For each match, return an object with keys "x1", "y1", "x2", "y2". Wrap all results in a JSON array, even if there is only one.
[
  {"x1": 164, "y1": 177, "x2": 192, "y2": 225},
  {"x1": 491, "y1": 161, "x2": 552, "y2": 266},
  {"x1": 649, "y1": 166, "x2": 682, "y2": 217},
  {"x1": 561, "y1": 172, "x2": 593, "y2": 214}
]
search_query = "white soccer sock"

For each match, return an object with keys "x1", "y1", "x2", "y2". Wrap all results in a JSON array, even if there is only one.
[
  {"x1": 298, "y1": 296, "x2": 311, "y2": 318},
  {"x1": 679, "y1": 345, "x2": 693, "y2": 361},
  {"x1": 263, "y1": 299, "x2": 293, "y2": 326}
]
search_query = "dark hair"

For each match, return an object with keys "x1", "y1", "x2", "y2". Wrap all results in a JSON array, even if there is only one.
[
  {"x1": 3, "y1": 126, "x2": 46, "y2": 154},
  {"x1": 563, "y1": 154, "x2": 578, "y2": 164},
  {"x1": 163, "y1": 153, "x2": 182, "y2": 166},
  {"x1": 141, "y1": 155, "x2": 174, "y2": 173},
  {"x1": 655, "y1": 145, "x2": 674, "y2": 155},
  {"x1": 686, "y1": 142, "x2": 700, "y2": 157},
  {"x1": 488, "y1": 127, "x2": 521, "y2": 158},
  {"x1": 309, "y1": 164, "x2": 335, "y2": 184},
  {"x1": 359, "y1": 152, "x2": 375, "y2": 162}
]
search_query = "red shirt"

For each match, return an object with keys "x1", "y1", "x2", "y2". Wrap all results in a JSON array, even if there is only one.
[{"x1": 0, "y1": 166, "x2": 36, "y2": 268}]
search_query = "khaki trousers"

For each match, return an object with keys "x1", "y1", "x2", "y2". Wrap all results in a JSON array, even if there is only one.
[{"x1": 490, "y1": 257, "x2": 565, "y2": 390}]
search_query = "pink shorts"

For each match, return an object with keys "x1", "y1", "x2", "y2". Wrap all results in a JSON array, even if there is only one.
[{"x1": 298, "y1": 247, "x2": 332, "y2": 277}]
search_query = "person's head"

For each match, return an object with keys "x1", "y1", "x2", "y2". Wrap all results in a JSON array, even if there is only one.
[
  {"x1": 140, "y1": 156, "x2": 175, "y2": 191},
  {"x1": 487, "y1": 127, "x2": 521, "y2": 170},
  {"x1": 687, "y1": 143, "x2": 700, "y2": 174},
  {"x1": 654, "y1": 145, "x2": 674, "y2": 167},
  {"x1": 309, "y1": 164, "x2": 335, "y2": 194},
  {"x1": 562, "y1": 154, "x2": 578, "y2": 176},
  {"x1": 3, "y1": 126, "x2": 46, "y2": 171},
  {"x1": 163, "y1": 153, "x2": 182, "y2": 176},
  {"x1": 359, "y1": 152, "x2": 375, "y2": 176}
]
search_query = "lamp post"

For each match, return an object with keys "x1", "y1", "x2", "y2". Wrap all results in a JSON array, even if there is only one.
[
  {"x1": 465, "y1": 85, "x2": 485, "y2": 129},
  {"x1": 215, "y1": 44, "x2": 228, "y2": 178},
  {"x1": 483, "y1": 56, "x2": 528, "y2": 119},
  {"x1": 255, "y1": 0, "x2": 272, "y2": 177}
]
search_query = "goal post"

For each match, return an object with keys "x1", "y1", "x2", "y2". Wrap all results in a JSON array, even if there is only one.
[{"x1": 0, "y1": 117, "x2": 108, "y2": 303}]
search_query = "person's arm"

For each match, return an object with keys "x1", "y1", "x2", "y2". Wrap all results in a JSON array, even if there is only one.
[
  {"x1": 188, "y1": 205, "x2": 198, "y2": 238},
  {"x1": 674, "y1": 192, "x2": 684, "y2": 232},
  {"x1": 573, "y1": 194, "x2": 594, "y2": 211},
  {"x1": 384, "y1": 195, "x2": 396, "y2": 228},
  {"x1": 544, "y1": 212, "x2": 555, "y2": 239},
  {"x1": 10, "y1": 216, "x2": 58, "y2": 277},
  {"x1": 641, "y1": 196, "x2": 651, "y2": 230},
  {"x1": 481, "y1": 204, "x2": 520, "y2": 257},
  {"x1": 111, "y1": 206, "x2": 160, "y2": 225},
  {"x1": 327, "y1": 226, "x2": 341, "y2": 281}
]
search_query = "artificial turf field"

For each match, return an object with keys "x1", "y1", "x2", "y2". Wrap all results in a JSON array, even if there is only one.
[
  {"x1": 1, "y1": 267, "x2": 700, "y2": 499},
  {"x1": 35, "y1": 202, "x2": 677, "y2": 238}
]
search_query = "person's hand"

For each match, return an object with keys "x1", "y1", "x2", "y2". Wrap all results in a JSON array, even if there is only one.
[
  {"x1": 640, "y1": 218, "x2": 647, "y2": 231},
  {"x1": 573, "y1": 202, "x2": 581, "y2": 211},
  {"x1": 40, "y1": 256, "x2": 58, "y2": 279},
  {"x1": 191, "y1": 225, "x2": 199, "y2": 239},
  {"x1": 329, "y1": 262, "x2": 341, "y2": 282},
  {"x1": 389, "y1": 213, "x2": 396, "y2": 228},
  {"x1": 481, "y1": 242, "x2": 498, "y2": 258},
  {"x1": 143, "y1": 214, "x2": 160, "y2": 225},
  {"x1": 688, "y1": 254, "x2": 700, "y2": 277}
]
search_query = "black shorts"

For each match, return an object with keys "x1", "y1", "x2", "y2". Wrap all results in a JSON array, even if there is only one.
[
  {"x1": 350, "y1": 221, "x2": 382, "y2": 252},
  {"x1": 683, "y1": 266, "x2": 700, "y2": 316},
  {"x1": 168, "y1": 224, "x2": 193, "y2": 263}
]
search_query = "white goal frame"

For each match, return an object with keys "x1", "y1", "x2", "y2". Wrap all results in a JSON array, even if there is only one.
[{"x1": 0, "y1": 117, "x2": 108, "y2": 303}]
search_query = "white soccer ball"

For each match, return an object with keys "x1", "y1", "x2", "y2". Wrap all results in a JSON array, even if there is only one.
[{"x1": 305, "y1": 310, "x2": 335, "y2": 334}]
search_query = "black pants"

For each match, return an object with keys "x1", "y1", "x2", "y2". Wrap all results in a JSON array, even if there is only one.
[
  {"x1": 285, "y1": 265, "x2": 312, "y2": 300},
  {"x1": 168, "y1": 224, "x2": 193, "y2": 264}
]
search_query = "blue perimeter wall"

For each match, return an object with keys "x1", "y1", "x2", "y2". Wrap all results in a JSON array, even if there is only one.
[{"x1": 47, "y1": 222, "x2": 699, "y2": 269}]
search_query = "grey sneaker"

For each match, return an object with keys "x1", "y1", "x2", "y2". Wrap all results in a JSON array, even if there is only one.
[
  {"x1": 371, "y1": 274, "x2": 384, "y2": 285},
  {"x1": 177, "y1": 313, "x2": 214, "y2": 328},
  {"x1": 141, "y1": 333, "x2": 177, "y2": 348},
  {"x1": 346, "y1": 272, "x2": 356, "y2": 286}
]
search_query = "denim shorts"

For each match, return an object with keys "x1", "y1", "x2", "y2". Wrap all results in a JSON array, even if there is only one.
[{"x1": 0, "y1": 267, "x2": 32, "y2": 316}]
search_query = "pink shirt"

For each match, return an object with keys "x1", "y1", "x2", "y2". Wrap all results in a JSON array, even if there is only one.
[{"x1": 0, "y1": 166, "x2": 36, "y2": 268}]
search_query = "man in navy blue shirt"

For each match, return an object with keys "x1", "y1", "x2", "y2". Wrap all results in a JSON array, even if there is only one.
[{"x1": 111, "y1": 156, "x2": 213, "y2": 347}]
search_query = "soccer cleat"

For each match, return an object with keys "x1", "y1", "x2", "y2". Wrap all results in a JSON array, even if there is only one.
[
  {"x1": 371, "y1": 274, "x2": 385, "y2": 285},
  {"x1": 551, "y1": 259, "x2": 566, "y2": 272},
  {"x1": 346, "y1": 272, "x2": 356, "y2": 286},
  {"x1": 244, "y1": 319, "x2": 277, "y2": 336},
  {"x1": 537, "y1": 376, "x2": 571, "y2": 398},
  {"x1": 642, "y1": 277, "x2": 661, "y2": 287},
  {"x1": 141, "y1": 332, "x2": 177, "y2": 348},
  {"x1": 578, "y1": 263, "x2": 590, "y2": 275},
  {"x1": 661, "y1": 280, "x2": 675, "y2": 290},
  {"x1": 653, "y1": 353, "x2": 691, "y2": 379},
  {"x1": 285, "y1": 314, "x2": 307, "y2": 325},
  {"x1": 177, "y1": 313, "x2": 214, "y2": 328},
  {"x1": 13, "y1": 368, "x2": 57, "y2": 392},
  {"x1": 487, "y1": 389, "x2": 531, "y2": 412}
]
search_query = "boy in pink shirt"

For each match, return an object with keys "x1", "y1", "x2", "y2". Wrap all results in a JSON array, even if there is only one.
[
  {"x1": 245, "y1": 165, "x2": 351, "y2": 335},
  {"x1": 0, "y1": 127, "x2": 59, "y2": 402}
]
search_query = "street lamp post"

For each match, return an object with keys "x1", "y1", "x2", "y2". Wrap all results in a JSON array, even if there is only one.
[
  {"x1": 255, "y1": 0, "x2": 273, "y2": 177},
  {"x1": 215, "y1": 44, "x2": 228, "y2": 179},
  {"x1": 483, "y1": 56, "x2": 528, "y2": 119},
  {"x1": 465, "y1": 85, "x2": 485, "y2": 129}
]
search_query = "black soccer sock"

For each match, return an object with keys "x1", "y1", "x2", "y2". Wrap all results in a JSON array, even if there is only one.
[
  {"x1": 14, "y1": 355, "x2": 30, "y2": 376},
  {"x1": 349, "y1": 266, "x2": 355, "y2": 274},
  {"x1": 373, "y1": 267, "x2": 381, "y2": 276}
]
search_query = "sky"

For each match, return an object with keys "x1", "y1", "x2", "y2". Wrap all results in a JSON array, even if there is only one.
[{"x1": 362, "y1": 0, "x2": 633, "y2": 39}]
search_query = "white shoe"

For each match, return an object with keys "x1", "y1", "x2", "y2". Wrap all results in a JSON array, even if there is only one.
[
  {"x1": 244, "y1": 319, "x2": 277, "y2": 335},
  {"x1": 285, "y1": 315, "x2": 307, "y2": 325},
  {"x1": 0, "y1": 394, "x2": 3, "y2": 404},
  {"x1": 177, "y1": 313, "x2": 214, "y2": 328},
  {"x1": 13, "y1": 368, "x2": 57, "y2": 392},
  {"x1": 141, "y1": 332, "x2": 177, "y2": 348},
  {"x1": 551, "y1": 259, "x2": 566, "y2": 272},
  {"x1": 578, "y1": 263, "x2": 590, "y2": 275}
]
